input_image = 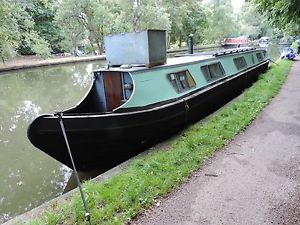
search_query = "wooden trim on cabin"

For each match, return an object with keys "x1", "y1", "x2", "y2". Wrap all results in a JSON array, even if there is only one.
[{"x1": 103, "y1": 71, "x2": 123, "y2": 111}]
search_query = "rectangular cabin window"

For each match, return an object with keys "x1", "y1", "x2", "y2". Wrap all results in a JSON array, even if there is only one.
[
  {"x1": 201, "y1": 62, "x2": 225, "y2": 82},
  {"x1": 233, "y1": 57, "x2": 247, "y2": 70},
  {"x1": 167, "y1": 70, "x2": 196, "y2": 93},
  {"x1": 251, "y1": 55, "x2": 255, "y2": 64},
  {"x1": 263, "y1": 51, "x2": 267, "y2": 59},
  {"x1": 256, "y1": 52, "x2": 264, "y2": 62}
]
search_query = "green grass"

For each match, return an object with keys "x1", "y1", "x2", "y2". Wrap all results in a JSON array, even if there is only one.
[{"x1": 28, "y1": 60, "x2": 292, "y2": 225}]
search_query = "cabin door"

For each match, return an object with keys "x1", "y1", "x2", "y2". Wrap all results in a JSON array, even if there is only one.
[{"x1": 103, "y1": 72, "x2": 123, "y2": 111}]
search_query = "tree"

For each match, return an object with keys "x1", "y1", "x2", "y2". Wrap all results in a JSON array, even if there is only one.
[
  {"x1": 203, "y1": 0, "x2": 240, "y2": 44},
  {"x1": 252, "y1": 0, "x2": 300, "y2": 34},
  {"x1": 55, "y1": 0, "x2": 89, "y2": 54},
  {"x1": 55, "y1": 0, "x2": 122, "y2": 54},
  {"x1": 239, "y1": 2, "x2": 272, "y2": 40},
  {"x1": 182, "y1": 2, "x2": 208, "y2": 44},
  {"x1": 0, "y1": 0, "x2": 61, "y2": 60},
  {"x1": 162, "y1": 0, "x2": 198, "y2": 47},
  {"x1": 25, "y1": 0, "x2": 63, "y2": 53},
  {"x1": 55, "y1": 0, "x2": 171, "y2": 54},
  {"x1": 0, "y1": 0, "x2": 19, "y2": 62},
  {"x1": 14, "y1": 0, "x2": 52, "y2": 57},
  {"x1": 120, "y1": 0, "x2": 170, "y2": 32}
]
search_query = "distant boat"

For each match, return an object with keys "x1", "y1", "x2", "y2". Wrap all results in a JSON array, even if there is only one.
[
  {"x1": 258, "y1": 37, "x2": 270, "y2": 48},
  {"x1": 222, "y1": 37, "x2": 248, "y2": 49},
  {"x1": 278, "y1": 42, "x2": 292, "y2": 49},
  {"x1": 27, "y1": 30, "x2": 269, "y2": 171}
]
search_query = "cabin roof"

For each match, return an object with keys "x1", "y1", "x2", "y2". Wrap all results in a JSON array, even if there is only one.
[
  {"x1": 94, "y1": 54, "x2": 213, "y2": 73},
  {"x1": 167, "y1": 54, "x2": 214, "y2": 65},
  {"x1": 94, "y1": 47, "x2": 260, "y2": 73}
]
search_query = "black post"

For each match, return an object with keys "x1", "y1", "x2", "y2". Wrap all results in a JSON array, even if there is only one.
[{"x1": 188, "y1": 34, "x2": 193, "y2": 55}]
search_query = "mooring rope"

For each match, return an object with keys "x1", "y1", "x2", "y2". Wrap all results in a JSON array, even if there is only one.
[{"x1": 56, "y1": 112, "x2": 91, "y2": 224}]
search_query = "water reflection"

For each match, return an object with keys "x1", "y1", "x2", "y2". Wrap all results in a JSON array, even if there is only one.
[{"x1": 0, "y1": 60, "x2": 105, "y2": 223}]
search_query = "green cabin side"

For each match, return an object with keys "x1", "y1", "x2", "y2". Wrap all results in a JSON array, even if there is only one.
[{"x1": 120, "y1": 50, "x2": 268, "y2": 109}]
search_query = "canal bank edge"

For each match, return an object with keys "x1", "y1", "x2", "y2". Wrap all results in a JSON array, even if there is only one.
[
  {"x1": 4, "y1": 60, "x2": 293, "y2": 224},
  {"x1": 0, "y1": 55, "x2": 106, "y2": 73},
  {"x1": 3, "y1": 147, "x2": 156, "y2": 225},
  {"x1": 0, "y1": 45, "x2": 221, "y2": 73}
]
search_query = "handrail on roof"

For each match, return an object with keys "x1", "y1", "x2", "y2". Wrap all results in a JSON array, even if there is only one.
[{"x1": 213, "y1": 47, "x2": 257, "y2": 57}]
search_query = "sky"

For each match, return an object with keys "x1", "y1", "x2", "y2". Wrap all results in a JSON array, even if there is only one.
[
  {"x1": 231, "y1": 0, "x2": 245, "y2": 11},
  {"x1": 203, "y1": 0, "x2": 245, "y2": 11}
]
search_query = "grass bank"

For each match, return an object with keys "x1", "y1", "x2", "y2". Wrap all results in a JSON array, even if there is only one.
[{"x1": 28, "y1": 60, "x2": 292, "y2": 225}]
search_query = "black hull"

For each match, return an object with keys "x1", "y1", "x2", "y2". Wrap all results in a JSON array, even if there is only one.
[{"x1": 28, "y1": 61, "x2": 269, "y2": 171}]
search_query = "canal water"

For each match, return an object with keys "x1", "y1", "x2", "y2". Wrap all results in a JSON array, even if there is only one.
[
  {"x1": 0, "y1": 61, "x2": 105, "y2": 223},
  {"x1": 0, "y1": 44, "x2": 282, "y2": 223}
]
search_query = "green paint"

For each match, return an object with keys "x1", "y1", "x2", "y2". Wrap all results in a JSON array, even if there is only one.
[{"x1": 123, "y1": 50, "x2": 266, "y2": 108}]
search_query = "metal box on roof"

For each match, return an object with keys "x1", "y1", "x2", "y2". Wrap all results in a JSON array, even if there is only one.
[{"x1": 104, "y1": 30, "x2": 166, "y2": 67}]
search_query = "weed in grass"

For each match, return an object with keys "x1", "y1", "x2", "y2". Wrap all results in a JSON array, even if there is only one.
[{"x1": 28, "y1": 60, "x2": 292, "y2": 225}]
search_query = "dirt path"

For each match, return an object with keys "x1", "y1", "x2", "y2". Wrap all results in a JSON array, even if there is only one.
[{"x1": 132, "y1": 60, "x2": 300, "y2": 225}]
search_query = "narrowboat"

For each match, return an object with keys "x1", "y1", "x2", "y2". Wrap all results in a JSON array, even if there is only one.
[
  {"x1": 27, "y1": 30, "x2": 269, "y2": 171},
  {"x1": 222, "y1": 37, "x2": 249, "y2": 49}
]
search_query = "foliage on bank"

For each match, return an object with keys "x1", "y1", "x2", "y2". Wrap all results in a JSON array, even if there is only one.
[
  {"x1": 253, "y1": 0, "x2": 300, "y2": 35},
  {"x1": 2, "y1": 0, "x2": 300, "y2": 62},
  {"x1": 0, "y1": 0, "x2": 273, "y2": 62},
  {"x1": 26, "y1": 60, "x2": 292, "y2": 225}
]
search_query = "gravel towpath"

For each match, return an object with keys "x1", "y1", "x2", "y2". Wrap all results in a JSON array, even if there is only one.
[{"x1": 132, "y1": 60, "x2": 300, "y2": 225}]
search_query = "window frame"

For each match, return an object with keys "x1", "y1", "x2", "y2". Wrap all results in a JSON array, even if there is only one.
[
  {"x1": 251, "y1": 55, "x2": 255, "y2": 65},
  {"x1": 256, "y1": 52, "x2": 264, "y2": 62},
  {"x1": 167, "y1": 70, "x2": 196, "y2": 93},
  {"x1": 233, "y1": 56, "x2": 248, "y2": 70},
  {"x1": 200, "y1": 62, "x2": 225, "y2": 82}
]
